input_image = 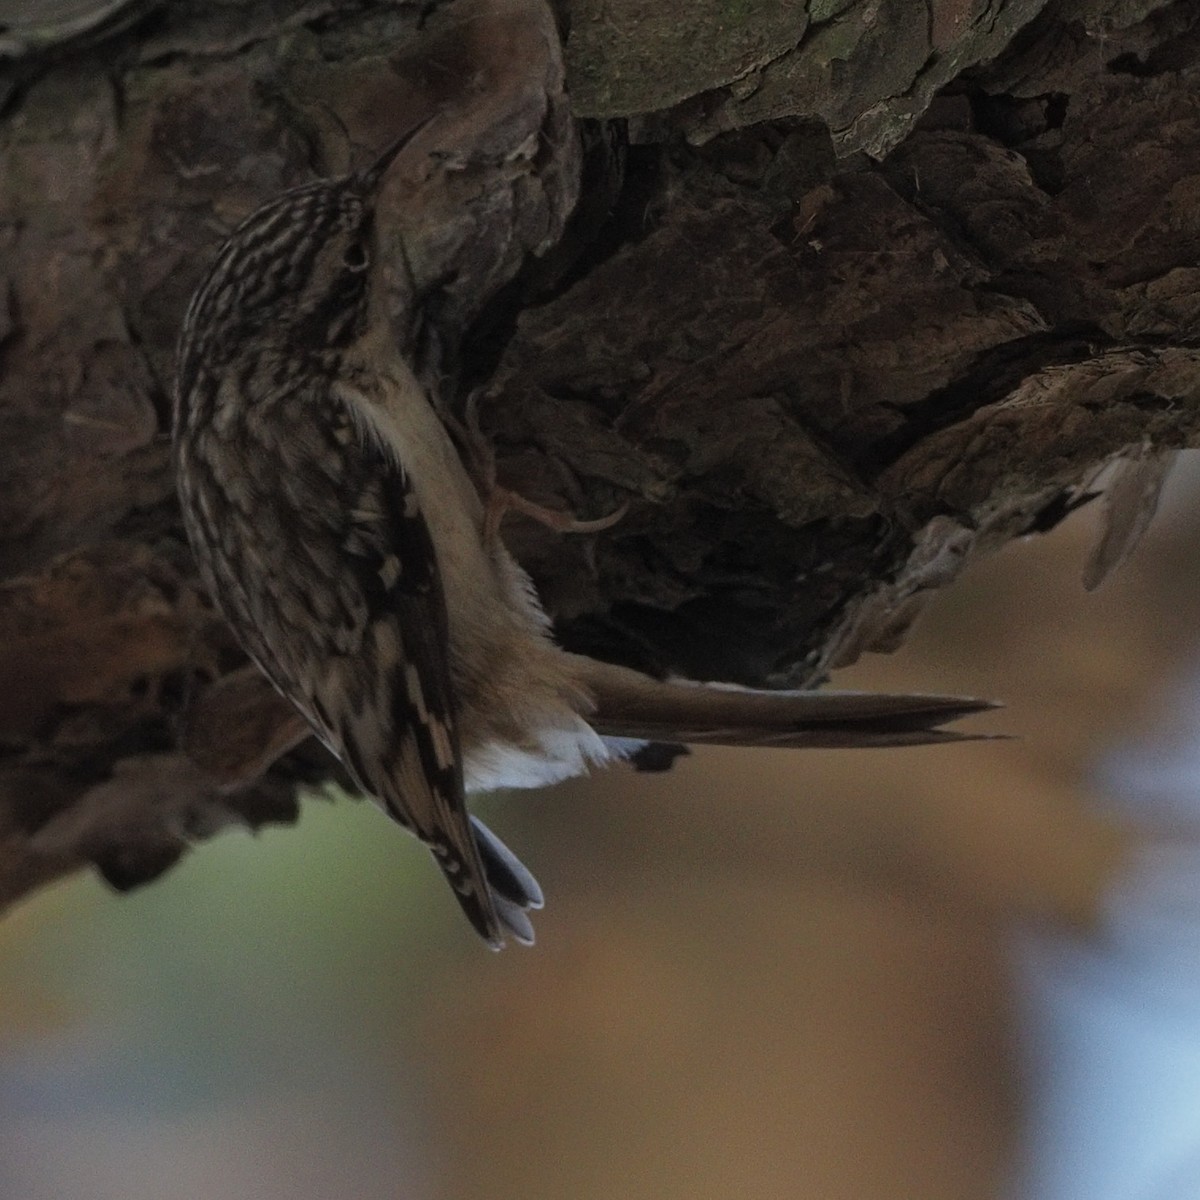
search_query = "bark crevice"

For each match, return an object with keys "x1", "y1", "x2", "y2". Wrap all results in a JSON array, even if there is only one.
[{"x1": 0, "y1": 0, "x2": 1196, "y2": 906}]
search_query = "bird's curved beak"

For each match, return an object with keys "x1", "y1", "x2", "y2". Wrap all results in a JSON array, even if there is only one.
[
  {"x1": 359, "y1": 110, "x2": 442, "y2": 193},
  {"x1": 353, "y1": 109, "x2": 444, "y2": 359}
]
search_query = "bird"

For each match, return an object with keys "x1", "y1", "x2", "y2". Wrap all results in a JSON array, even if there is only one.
[{"x1": 173, "y1": 119, "x2": 996, "y2": 949}]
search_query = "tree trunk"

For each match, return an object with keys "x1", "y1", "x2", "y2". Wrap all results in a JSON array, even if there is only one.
[{"x1": 1, "y1": 0, "x2": 1197, "y2": 905}]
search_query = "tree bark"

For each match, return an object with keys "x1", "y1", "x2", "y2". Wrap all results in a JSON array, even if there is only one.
[{"x1": 1, "y1": 0, "x2": 1197, "y2": 905}]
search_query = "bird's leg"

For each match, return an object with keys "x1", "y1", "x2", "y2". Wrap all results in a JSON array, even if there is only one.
[
  {"x1": 484, "y1": 487, "x2": 628, "y2": 545},
  {"x1": 449, "y1": 392, "x2": 627, "y2": 546}
]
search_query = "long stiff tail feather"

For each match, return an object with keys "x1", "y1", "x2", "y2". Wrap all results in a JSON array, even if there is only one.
[
  {"x1": 571, "y1": 656, "x2": 1000, "y2": 749},
  {"x1": 446, "y1": 817, "x2": 545, "y2": 949},
  {"x1": 447, "y1": 661, "x2": 996, "y2": 950}
]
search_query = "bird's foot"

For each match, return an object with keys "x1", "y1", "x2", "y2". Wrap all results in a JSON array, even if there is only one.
[
  {"x1": 450, "y1": 393, "x2": 627, "y2": 547},
  {"x1": 482, "y1": 486, "x2": 628, "y2": 546}
]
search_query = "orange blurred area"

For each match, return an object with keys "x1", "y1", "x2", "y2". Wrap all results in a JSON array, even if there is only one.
[{"x1": 6, "y1": 458, "x2": 1200, "y2": 1199}]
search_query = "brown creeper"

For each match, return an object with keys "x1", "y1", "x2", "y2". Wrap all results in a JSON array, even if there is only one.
[{"x1": 174, "y1": 123, "x2": 994, "y2": 949}]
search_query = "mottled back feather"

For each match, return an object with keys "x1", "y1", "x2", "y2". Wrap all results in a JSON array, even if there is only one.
[{"x1": 173, "y1": 160, "x2": 528, "y2": 947}]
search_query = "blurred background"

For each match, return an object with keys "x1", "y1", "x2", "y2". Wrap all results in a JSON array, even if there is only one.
[{"x1": 6, "y1": 458, "x2": 1200, "y2": 1199}]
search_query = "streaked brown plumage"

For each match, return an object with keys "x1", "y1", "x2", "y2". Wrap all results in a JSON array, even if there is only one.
[{"x1": 174, "y1": 122, "x2": 995, "y2": 949}]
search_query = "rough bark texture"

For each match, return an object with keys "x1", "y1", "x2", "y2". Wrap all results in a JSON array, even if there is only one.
[{"x1": 1, "y1": 0, "x2": 1198, "y2": 906}]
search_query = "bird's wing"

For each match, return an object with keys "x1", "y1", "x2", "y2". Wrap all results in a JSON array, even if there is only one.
[{"x1": 242, "y1": 391, "x2": 511, "y2": 946}]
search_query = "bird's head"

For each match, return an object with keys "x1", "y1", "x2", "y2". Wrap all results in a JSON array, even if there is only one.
[{"x1": 177, "y1": 121, "x2": 431, "y2": 402}]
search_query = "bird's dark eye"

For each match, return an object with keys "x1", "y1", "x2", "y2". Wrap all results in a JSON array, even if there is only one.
[{"x1": 343, "y1": 240, "x2": 369, "y2": 271}]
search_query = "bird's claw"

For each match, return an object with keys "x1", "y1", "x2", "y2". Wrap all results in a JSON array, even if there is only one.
[
  {"x1": 451, "y1": 394, "x2": 628, "y2": 547},
  {"x1": 483, "y1": 488, "x2": 628, "y2": 546}
]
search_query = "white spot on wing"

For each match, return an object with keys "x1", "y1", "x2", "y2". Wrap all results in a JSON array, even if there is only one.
[
  {"x1": 378, "y1": 554, "x2": 401, "y2": 590},
  {"x1": 373, "y1": 623, "x2": 402, "y2": 668},
  {"x1": 428, "y1": 716, "x2": 455, "y2": 771},
  {"x1": 405, "y1": 663, "x2": 428, "y2": 720}
]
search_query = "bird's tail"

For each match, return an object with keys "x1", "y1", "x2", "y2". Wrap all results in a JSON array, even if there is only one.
[
  {"x1": 570, "y1": 656, "x2": 999, "y2": 749},
  {"x1": 446, "y1": 662, "x2": 996, "y2": 949},
  {"x1": 445, "y1": 816, "x2": 545, "y2": 949}
]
